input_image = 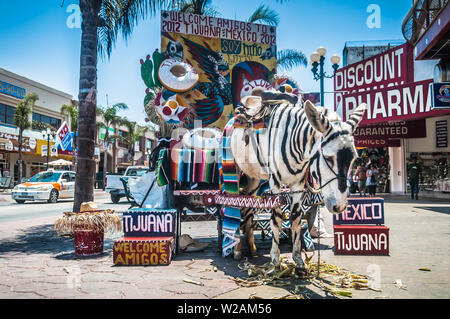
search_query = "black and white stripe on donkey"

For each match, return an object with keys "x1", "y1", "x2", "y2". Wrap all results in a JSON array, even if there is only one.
[{"x1": 230, "y1": 97, "x2": 366, "y2": 272}]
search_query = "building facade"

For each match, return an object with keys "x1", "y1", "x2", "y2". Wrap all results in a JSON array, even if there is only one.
[
  {"x1": 334, "y1": 0, "x2": 450, "y2": 197},
  {"x1": 95, "y1": 118, "x2": 157, "y2": 176},
  {"x1": 0, "y1": 67, "x2": 74, "y2": 185}
]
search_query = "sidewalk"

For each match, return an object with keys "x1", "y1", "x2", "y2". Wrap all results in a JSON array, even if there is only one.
[{"x1": 0, "y1": 195, "x2": 448, "y2": 299}]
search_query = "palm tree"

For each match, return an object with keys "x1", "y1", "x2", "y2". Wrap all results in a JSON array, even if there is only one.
[
  {"x1": 96, "y1": 102, "x2": 128, "y2": 188},
  {"x1": 60, "y1": 101, "x2": 79, "y2": 170},
  {"x1": 14, "y1": 93, "x2": 39, "y2": 183},
  {"x1": 247, "y1": 4, "x2": 279, "y2": 26},
  {"x1": 73, "y1": 0, "x2": 173, "y2": 212},
  {"x1": 176, "y1": 0, "x2": 220, "y2": 16},
  {"x1": 246, "y1": 5, "x2": 307, "y2": 70},
  {"x1": 277, "y1": 49, "x2": 308, "y2": 70}
]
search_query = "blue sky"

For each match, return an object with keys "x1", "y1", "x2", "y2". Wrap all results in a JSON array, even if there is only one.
[{"x1": 0, "y1": 0, "x2": 412, "y2": 124}]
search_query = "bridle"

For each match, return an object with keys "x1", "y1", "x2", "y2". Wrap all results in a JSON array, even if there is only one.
[{"x1": 305, "y1": 131, "x2": 348, "y2": 194}]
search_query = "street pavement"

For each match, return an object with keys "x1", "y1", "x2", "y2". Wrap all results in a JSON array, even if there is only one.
[{"x1": 0, "y1": 191, "x2": 448, "y2": 299}]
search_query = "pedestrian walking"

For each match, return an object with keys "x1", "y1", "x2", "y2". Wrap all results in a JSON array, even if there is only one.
[
  {"x1": 356, "y1": 164, "x2": 367, "y2": 196},
  {"x1": 347, "y1": 169, "x2": 352, "y2": 196},
  {"x1": 366, "y1": 164, "x2": 377, "y2": 196},
  {"x1": 408, "y1": 157, "x2": 422, "y2": 200}
]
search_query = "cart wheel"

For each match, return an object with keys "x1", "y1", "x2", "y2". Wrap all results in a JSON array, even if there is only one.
[{"x1": 111, "y1": 194, "x2": 121, "y2": 204}]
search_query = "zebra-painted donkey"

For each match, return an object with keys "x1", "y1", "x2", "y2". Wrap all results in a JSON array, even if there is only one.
[{"x1": 230, "y1": 97, "x2": 366, "y2": 269}]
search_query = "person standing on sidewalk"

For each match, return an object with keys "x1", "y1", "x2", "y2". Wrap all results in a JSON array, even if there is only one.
[
  {"x1": 408, "y1": 157, "x2": 422, "y2": 200},
  {"x1": 356, "y1": 164, "x2": 367, "y2": 196},
  {"x1": 366, "y1": 164, "x2": 377, "y2": 196}
]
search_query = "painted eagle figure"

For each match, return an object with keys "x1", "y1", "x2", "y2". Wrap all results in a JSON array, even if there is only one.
[{"x1": 181, "y1": 36, "x2": 232, "y2": 126}]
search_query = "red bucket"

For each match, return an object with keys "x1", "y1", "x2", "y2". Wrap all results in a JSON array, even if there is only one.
[{"x1": 73, "y1": 228, "x2": 104, "y2": 256}]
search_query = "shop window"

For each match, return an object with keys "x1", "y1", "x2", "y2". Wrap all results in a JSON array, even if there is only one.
[
  {"x1": 0, "y1": 104, "x2": 16, "y2": 126},
  {"x1": 32, "y1": 112, "x2": 61, "y2": 129},
  {"x1": 118, "y1": 130, "x2": 129, "y2": 149},
  {"x1": 406, "y1": 153, "x2": 449, "y2": 192}
]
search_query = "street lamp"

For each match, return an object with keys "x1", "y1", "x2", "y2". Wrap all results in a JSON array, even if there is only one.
[
  {"x1": 310, "y1": 46, "x2": 341, "y2": 105},
  {"x1": 42, "y1": 128, "x2": 56, "y2": 171}
]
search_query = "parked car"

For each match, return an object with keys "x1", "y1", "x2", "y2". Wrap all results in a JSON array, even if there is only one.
[
  {"x1": 105, "y1": 166, "x2": 149, "y2": 203},
  {"x1": 11, "y1": 170, "x2": 76, "y2": 204}
]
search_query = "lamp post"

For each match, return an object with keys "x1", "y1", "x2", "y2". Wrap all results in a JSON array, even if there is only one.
[
  {"x1": 310, "y1": 46, "x2": 341, "y2": 105},
  {"x1": 42, "y1": 128, "x2": 56, "y2": 171}
]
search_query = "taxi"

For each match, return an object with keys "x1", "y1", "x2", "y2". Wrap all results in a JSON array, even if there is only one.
[{"x1": 11, "y1": 170, "x2": 76, "y2": 204}]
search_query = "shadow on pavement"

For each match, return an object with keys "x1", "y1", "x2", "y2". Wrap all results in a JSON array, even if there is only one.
[
  {"x1": 0, "y1": 223, "x2": 117, "y2": 257},
  {"x1": 414, "y1": 206, "x2": 450, "y2": 215}
]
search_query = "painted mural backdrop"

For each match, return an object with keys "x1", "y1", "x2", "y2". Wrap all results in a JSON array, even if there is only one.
[{"x1": 160, "y1": 10, "x2": 277, "y2": 129}]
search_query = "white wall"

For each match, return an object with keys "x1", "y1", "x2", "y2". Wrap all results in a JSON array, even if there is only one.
[
  {"x1": 389, "y1": 141, "x2": 406, "y2": 194},
  {"x1": 406, "y1": 115, "x2": 450, "y2": 153},
  {"x1": 414, "y1": 59, "x2": 439, "y2": 82}
]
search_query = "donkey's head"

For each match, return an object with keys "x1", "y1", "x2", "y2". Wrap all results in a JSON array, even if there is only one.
[{"x1": 304, "y1": 100, "x2": 366, "y2": 214}]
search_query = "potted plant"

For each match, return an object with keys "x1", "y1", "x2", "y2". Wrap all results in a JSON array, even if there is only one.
[{"x1": 55, "y1": 202, "x2": 122, "y2": 257}]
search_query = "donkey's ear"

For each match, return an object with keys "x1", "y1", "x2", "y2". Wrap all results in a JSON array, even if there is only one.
[
  {"x1": 304, "y1": 100, "x2": 330, "y2": 134},
  {"x1": 345, "y1": 103, "x2": 366, "y2": 132}
]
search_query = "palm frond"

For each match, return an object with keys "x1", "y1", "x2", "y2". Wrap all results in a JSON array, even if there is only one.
[
  {"x1": 277, "y1": 49, "x2": 308, "y2": 70},
  {"x1": 14, "y1": 93, "x2": 39, "y2": 130},
  {"x1": 248, "y1": 4, "x2": 279, "y2": 26},
  {"x1": 98, "y1": 0, "x2": 166, "y2": 59}
]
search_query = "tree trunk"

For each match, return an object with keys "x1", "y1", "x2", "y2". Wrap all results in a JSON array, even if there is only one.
[
  {"x1": 18, "y1": 129, "x2": 23, "y2": 183},
  {"x1": 102, "y1": 131, "x2": 108, "y2": 190},
  {"x1": 73, "y1": 0, "x2": 100, "y2": 212},
  {"x1": 72, "y1": 135, "x2": 77, "y2": 171}
]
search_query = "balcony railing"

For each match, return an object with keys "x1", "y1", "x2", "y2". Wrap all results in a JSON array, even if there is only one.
[{"x1": 402, "y1": 0, "x2": 448, "y2": 45}]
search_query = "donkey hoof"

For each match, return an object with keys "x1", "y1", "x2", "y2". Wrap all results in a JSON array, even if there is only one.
[
  {"x1": 295, "y1": 266, "x2": 307, "y2": 276},
  {"x1": 233, "y1": 251, "x2": 242, "y2": 260}
]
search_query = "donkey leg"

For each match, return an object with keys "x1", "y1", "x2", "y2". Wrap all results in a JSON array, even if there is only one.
[
  {"x1": 240, "y1": 178, "x2": 261, "y2": 259},
  {"x1": 233, "y1": 222, "x2": 244, "y2": 260},
  {"x1": 290, "y1": 214, "x2": 305, "y2": 273},
  {"x1": 243, "y1": 208, "x2": 258, "y2": 257},
  {"x1": 305, "y1": 205, "x2": 318, "y2": 232},
  {"x1": 270, "y1": 208, "x2": 283, "y2": 267},
  {"x1": 290, "y1": 203, "x2": 306, "y2": 274},
  {"x1": 233, "y1": 240, "x2": 243, "y2": 260}
]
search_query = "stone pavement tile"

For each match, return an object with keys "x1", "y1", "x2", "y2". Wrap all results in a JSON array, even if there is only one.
[
  {"x1": 31, "y1": 276, "x2": 68, "y2": 285},
  {"x1": 0, "y1": 292, "x2": 42, "y2": 299},
  {"x1": 78, "y1": 281, "x2": 134, "y2": 293},
  {"x1": 4, "y1": 269, "x2": 45, "y2": 279},
  {"x1": 74, "y1": 291, "x2": 124, "y2": 299},
  {"x1": 214, "y1": 286, "x2": 291, "y2": 299},
  {"x1": 12, "y1": 281, "x2": 70, "y2": 296},
  {"x1": 118, "y1": 287, "x2": 177, "y2": 299}
]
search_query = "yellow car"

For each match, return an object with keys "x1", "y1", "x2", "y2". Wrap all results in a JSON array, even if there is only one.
[{"x1": 11, "y1": 170, "x2": 76, "y2": 204}]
